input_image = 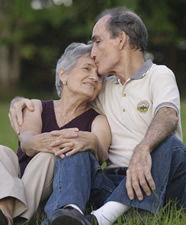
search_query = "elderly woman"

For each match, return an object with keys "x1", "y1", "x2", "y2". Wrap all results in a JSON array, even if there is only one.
[{"x1": 0, "y1": 42, "x2": 111, "y2": 225}]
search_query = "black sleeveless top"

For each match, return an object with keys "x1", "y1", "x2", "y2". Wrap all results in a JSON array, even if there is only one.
[{"x1": 17, "y1": 100, "x2": 99, "y2": 176}]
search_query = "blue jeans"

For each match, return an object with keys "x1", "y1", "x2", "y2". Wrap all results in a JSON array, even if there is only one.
[{"x1": 43, "y1": 136, "x2": 186, "y2": 223}]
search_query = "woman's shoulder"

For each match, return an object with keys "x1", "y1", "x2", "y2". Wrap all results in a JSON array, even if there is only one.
[{"x1": 39, "y1": 99, "x2": 54, "y2": 111}]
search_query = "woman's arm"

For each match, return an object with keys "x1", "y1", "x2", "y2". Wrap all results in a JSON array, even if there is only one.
[
  {"x1": 90, "y1": 115, "x2": 111, "y2": 164},
  {"x1": 53, "y1": 115, "x2": 111, "y2": 165},
  {"x1": 18, "y1": 99, "x2": 42, "y2": 156},
  {"x1": 18, "y1": 99, "x2": 59, "y2": 157}
]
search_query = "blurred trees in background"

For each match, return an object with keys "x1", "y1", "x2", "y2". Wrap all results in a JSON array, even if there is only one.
[{"x1": 0, "y1": 0, "x2": 186, "y2": 98}]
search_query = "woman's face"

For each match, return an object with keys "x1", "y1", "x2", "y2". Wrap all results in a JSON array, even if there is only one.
[{"x1": 62, "y1": 56, "x2": 103, "y2": 101}]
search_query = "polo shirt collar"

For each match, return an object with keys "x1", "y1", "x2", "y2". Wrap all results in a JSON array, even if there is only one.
[
  {"x1": 130, "y1": 60, "x2": 153, "y2": 80},
  {"x1": 114, "y1": 60, "x2": 153, "y2": 85}
]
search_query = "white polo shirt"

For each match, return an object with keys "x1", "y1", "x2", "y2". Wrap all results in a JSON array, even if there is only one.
[{"x1": 91, "y1": 60, "x2": 183, "y2": 169}]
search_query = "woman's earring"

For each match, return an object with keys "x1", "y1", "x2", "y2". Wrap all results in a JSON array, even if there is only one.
[{"x1": 62, "y1": 80, "x2": 67, "y2": 85}]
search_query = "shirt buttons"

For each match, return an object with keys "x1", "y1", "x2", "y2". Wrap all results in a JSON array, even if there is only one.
[{"x1": 122, "y1": 93, "x2": 126, "y2": 97}]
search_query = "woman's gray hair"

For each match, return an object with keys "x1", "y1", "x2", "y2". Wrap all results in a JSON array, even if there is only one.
[
  {"x1": 56, "y1": 42, "x2": 92, "y2": 97},
  {"x1": 97, "y1": 7, "x2": 148, "y2": 52}
]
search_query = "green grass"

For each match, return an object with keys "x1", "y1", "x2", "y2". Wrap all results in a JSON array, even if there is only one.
[
  {"x1": 25, "y1": 202, "x2": 186, "y2": 225},
  {"x1": 116, "y1": 202, "x2": 186, "y2": 225},
  {"x1": 181, "y1": 100, "x2": 186, "y2": 144},
  {"x1": 0, "y1": 102, "x2": 18, "y2": 151},
  {"x1": 0, "y1": 100, "x2": 186, "y2": 224}
]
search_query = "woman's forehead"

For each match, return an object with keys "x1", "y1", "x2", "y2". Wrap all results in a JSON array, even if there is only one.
[{"x1": 76, "y1": 56, "x2": 96, "y2": 66}]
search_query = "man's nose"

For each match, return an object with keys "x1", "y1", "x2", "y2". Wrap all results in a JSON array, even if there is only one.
[{"x1": 91, "y1": 47, "x2": 96, "y2": 59}]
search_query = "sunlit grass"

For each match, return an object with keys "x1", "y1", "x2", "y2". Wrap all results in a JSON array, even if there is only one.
[
  {"x1": 116, "y1": 202, "x2": 186, "y2": 225},
  {"x1": 0, "y1": 102, "x2": 18, "y2": 152}
]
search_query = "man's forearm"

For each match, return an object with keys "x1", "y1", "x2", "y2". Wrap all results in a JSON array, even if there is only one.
[
  {"x1": 126, "y1": 107, "x2": 178, "y2": 200},
  {"x1": 136, "y1": 107, "x2": 178, "y2": 153}
]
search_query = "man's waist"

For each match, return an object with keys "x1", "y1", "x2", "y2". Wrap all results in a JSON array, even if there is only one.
[{"x1": 104, "y1": 167, "x2": 127, "y2": 176}]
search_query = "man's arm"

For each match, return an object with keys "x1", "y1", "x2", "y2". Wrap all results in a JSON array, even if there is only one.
[
  {"x1": 9, "y1": 97, "x2": 34, "y2": 135},
  {"x1": 126, "y1": 107, "x2": 178, "y2": 201}
]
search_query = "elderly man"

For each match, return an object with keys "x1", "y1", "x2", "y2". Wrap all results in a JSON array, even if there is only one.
[{"x1": 9, "y1": 7, "x2": 186, "y2": 225}]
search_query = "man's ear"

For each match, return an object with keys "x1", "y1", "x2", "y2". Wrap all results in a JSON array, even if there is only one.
[{"x1": 119, "y1": 31, "x2": 128, "y2": 49}]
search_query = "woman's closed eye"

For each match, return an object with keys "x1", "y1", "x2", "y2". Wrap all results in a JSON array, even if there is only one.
[{"x1": 83, "y1": 67, "x2": 90, "y2": 71}]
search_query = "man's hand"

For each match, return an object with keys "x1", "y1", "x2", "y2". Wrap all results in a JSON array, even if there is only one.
[
  {"x1": 8, "y1": 97, "x2": 34, "y2": 135},
  {"x1": 126, "y1": 145, "x2": 156, "y2": 201},
  {"x1": 126, "y1": 107, "x2": 178, "y2": 201}
]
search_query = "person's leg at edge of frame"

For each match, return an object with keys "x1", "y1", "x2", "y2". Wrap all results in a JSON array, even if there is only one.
[
  {"x1": 0, "y1": 145, "x2": 26, "y2": 225},
  {"x1": 164, "y1": 138, "x2": 186, "y2": 211},
  {"x1": 13, "y1": 152, "x2": 56, "y2": 223}
]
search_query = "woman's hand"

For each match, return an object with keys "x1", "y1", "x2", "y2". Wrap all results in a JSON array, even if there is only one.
[
  {"x1": 20, "y1": 127, "x2": 79, "y2": 157},
  {"x1": 50, "y1": 114, "x2": 111, "y2": 165},
  {"x1": 52, "y1": 130, "x2": 97, "y2": 159}
]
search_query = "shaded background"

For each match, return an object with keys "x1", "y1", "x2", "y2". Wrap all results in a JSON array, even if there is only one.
[
  {"x1": 0, "y1": 0, "x2": 186, "y2": 149},
  {"x1": 0, "y1": 0, "x2": 186, "y2": 100}
]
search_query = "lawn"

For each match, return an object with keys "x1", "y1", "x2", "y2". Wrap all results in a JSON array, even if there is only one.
[{"x1": 0, "y1": 99, "x2": 186, "y2": 224}]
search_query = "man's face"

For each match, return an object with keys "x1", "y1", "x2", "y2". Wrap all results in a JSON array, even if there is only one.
[{"x1": 91, "y1": 16, "x2": 121, "y2": 76}]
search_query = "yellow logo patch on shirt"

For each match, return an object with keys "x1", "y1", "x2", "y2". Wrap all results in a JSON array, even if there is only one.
[{"x1": 137, "y1": 101, "x2": 150, "y2": 112}]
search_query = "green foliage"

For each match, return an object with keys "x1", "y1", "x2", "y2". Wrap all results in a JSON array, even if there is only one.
[
  {"x1": 137, "y1": 0, "x2": 186, "y2": 47},
  {"x1": 0, "y1": 0, "x2": 186, "y2": 95}
]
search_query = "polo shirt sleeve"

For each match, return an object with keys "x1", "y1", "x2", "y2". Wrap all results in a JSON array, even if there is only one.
[{"x1": 150, "y1": 65, "x2": 180, "y2": 116}]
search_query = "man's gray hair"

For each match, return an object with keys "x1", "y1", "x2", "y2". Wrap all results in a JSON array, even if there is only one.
[
  {"x1": 56, "y1": 42, "x2": 92, "y2": 97},
  {"x1": 97, "y1": 7, "x2": 148, "y2": 52}
]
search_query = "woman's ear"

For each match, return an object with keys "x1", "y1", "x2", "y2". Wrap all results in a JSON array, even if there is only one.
[
  {"x1": 119, "y1": 31, "x2": 128, "y2": 49},
  {"x1": 58, "y1": 68, "x2": 64, "y2": 80},
  {"x1": 59, "y1": 68, "x2": 68, "y2": 85}
]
